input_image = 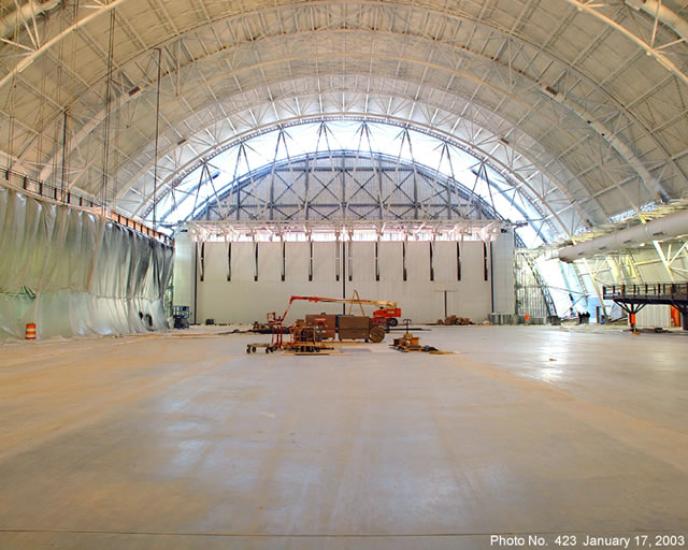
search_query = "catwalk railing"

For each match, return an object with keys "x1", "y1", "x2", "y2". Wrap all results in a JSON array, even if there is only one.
[{"x1": 603, "y1": 283, "x2": 688, "y2": 306}]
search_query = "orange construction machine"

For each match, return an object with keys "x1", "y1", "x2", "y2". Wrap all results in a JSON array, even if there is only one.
[
  {"x1": 287, "y1": 294, "x2": 401, "y2": 328},
  {"x1": 249, "y1": 292, "x2": 402, "y2": 353}
]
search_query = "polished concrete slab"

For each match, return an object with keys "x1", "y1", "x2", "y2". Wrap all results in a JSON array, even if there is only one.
[{"x1": 0, "y1": 327, "x2": 687, "y2": 549}]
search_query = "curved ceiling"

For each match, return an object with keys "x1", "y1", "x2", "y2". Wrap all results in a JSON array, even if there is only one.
[
  {"x1": 1, "y1": 0, "x2": 687, "y2": 243},
  {"x1": 148, "y1": 121, "x2": 546, "y2": 243}
]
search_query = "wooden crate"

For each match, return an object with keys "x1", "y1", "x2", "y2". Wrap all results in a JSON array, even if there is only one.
[{"x1": 337, "y1": 315, "x2": 371, "y2": 340}]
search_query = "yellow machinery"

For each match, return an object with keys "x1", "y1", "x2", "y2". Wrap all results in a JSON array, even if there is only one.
[
  {"x1": 391, "y1": 319, "x2": 452, "y2": 354},
  {"x1": 392, "y1": 319, "x2": 422, "y2": 352}
]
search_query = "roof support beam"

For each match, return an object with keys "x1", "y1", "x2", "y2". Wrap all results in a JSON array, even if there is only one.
[
  {"x1": 20, "y1": 3, "x2": 680, "y2": 205},
  {"x1": 0, "y1": 0, "x2": 61, "y2": 41},
  {"x1": 625, "y1": 0, "x2": 688, "y2": 46},
  {"x1": 541, "y1": 84, "x2": 669, "y2": 202},
  {"x1": 562, "y1": 0, "x2": 688, "y2": 86}
]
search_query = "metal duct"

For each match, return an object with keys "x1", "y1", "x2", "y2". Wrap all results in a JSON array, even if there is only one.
[
  {"x1": 0, "y1": 0, "x2": 61, "y2": 40},
  {"x1": 558, "y1": 209, "x2": 688, "y2": 262}
]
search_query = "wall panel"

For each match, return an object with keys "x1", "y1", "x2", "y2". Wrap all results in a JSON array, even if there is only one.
[
  {"x1": 450, "y1": 241, "x2": 491, "y2": 321},
  {"x1": 351, "y1": 241, "x2": 376, "y2": 282},
  {"x1": 258, "y1": 242, "x2": 282, "y2": 282},
  {"x1": 172, "y1": 230, "x2": 194, "y2": 316},
  {"x1": 379, "y1": 241, "x2": 403, "y2": 283},
  {"x1": 637, "y1": 305, "x2": 672, "y2": 329},
  {"x1": 313, "y1": 242, "x2": 336, "y2": 282},
  {"x1": 231, "y1": 242, "x2": 255, "y2": 281},
  {"x1": 286, "y1": 242, "x2": 309, "y2": 282},
  {"x1": 195, "y1": 239, "x2": 510, "y2": 324},
  {"x1": 492, "y1": 232, "x2": 516, "y2": 315},
  {"x1": 434, "y1": 241, "x2": 457, "y2": 282}
]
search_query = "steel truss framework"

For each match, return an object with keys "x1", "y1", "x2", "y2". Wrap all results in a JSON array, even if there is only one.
[
  {"x1": 575, "y1": 240, "x2": 688, "y2": 290},
  {"x1": 153, "y1": 121, "x2": 544, "y2": 243},
  {"x1": 2, "y1": 2, "x2": 688, "y2": 231},
  {"x1": 142, "y1": 114, "x2": 569, "y2": 239},
  {"x1": 191, "y1": 150, "x2": 505, "y2": 224},
  {"x1": 1, "y1": 0, "x2": 688, "y2": 308},
  {"x1": 186, "y1": 219, "x2": 509, "y2": 244}
]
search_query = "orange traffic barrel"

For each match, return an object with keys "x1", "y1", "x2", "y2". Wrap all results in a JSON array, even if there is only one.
[{"x1": 25, "y1": 322, "x2": 37, "y2": 340}]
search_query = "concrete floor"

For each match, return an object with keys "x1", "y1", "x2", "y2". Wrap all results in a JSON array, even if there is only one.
[{"x1": 0, "y1": 326, "x2": 687, "y2": 549}]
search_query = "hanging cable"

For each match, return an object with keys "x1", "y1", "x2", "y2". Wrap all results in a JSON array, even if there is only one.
[
  {"x1": 100, "y1": 9, "x2": 116, "y2": 215},
  {"x1": 152, "y1": 47, "x2": 162, "y2": 230}
]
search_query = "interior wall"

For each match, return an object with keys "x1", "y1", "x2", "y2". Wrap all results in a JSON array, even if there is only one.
[
  {"x1": 492, "y1": 231, "x2": 516, "y2": 314},
  {"x1": 182, "y1": 233, "x2": 515, "y2": 324},
  {"x1": 636, "y1": 305, "x2": 673, "y2": 329},
  {"x1": 0, "y1": 188, "x2": 174, "y2": 340},
  {"x1": 173, "y1": 229, "x2": 194, "y2": 317}
]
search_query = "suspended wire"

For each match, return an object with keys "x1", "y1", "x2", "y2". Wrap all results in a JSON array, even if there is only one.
[
  {"x1": 60, "y1": 0, "x2": 79, "y2": 196},
  {"x1": 152, "y1": 47, "x2": 163, "y2": 229},
  {"x1": 36, "y1": 29, "x2": 49, "y2": 178},
  {"x1": 6, "y1": 75, "x2": 17, "y2": 172},
  {"x1": 112, "y1": 74, "x2": 121, "y2": 211},
  {"x1": 51, "y1": 38, "x2": 62, "y2": 192},
  {"x1": 100, "y1": 9, "x2": 116, "y2": 215}
]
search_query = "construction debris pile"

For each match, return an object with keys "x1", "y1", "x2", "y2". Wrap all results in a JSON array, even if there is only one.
[
  {"x1": 247, "y1": 292, "x2": 397, "y2": 355},
  {"x1": 436, "y1": 315, "x2": 473, "y2": 326},
  {"x1": 391, "y1": 320, "x2": 452, "y2": 354}
]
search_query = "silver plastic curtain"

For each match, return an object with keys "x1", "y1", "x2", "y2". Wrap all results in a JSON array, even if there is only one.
[{"x1": 0, "y1": 188, "x2": 173, "y2": 340}]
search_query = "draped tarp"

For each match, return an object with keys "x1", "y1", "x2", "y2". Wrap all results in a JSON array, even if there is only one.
[{"x1": 0, "y1": 188, "x2": 173, "y2": 340}]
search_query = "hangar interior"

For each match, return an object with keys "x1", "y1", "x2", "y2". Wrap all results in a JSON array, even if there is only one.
[{"x1": 0, "y1": 0, "x2": 687, "y2": 548}]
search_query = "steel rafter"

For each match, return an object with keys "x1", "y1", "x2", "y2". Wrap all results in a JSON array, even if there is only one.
[
  {"x1": 2, "y1": 0, "x2": 684, "y2": 236},
  {"x1": 173, "y1": 149, "x2": 509, "y2": 228}
]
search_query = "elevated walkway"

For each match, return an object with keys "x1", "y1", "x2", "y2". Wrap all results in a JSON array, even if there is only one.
[{"x1": 603, "y1": 283, "x2": 688, "y2": 330}]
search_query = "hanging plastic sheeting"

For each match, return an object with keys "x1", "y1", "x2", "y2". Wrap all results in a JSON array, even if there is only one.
[{"x1": 0, "y1": 188, "x2": 173, "y2": 340}]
